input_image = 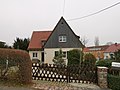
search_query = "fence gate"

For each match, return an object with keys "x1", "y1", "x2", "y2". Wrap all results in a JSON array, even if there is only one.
[{"x1": 32, "y1": 63, "x2": 97, "y2": 83}]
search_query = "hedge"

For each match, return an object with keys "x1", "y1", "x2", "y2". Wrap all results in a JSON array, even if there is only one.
[
  {"x1": 84, "y1": 53, "x2": 96, "y2": 65},
  {"x1": 67, "y1": 49, "x2": 82, "y2": 65},
  {"x1": 96, "y1": 60, "x2": 112, "y2": 68},
  {"x1": 0, "y1": 48, "x2": 32, "y2": 84},
  {"x1": 108, "y1": 74, "x2": 120, "y2": 90}
]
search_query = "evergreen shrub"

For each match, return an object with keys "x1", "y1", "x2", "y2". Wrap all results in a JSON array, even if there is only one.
[
  {"x1": 96, "y1": 60, "x2": 112, "y2": 68},
  {"x1": 108, "y1": 74, "x2": 120, "y2": 90}
]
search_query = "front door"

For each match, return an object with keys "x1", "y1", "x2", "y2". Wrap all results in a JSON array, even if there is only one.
[{"x1": 41, "y1": 52, "x2": 44, "y2": 63}]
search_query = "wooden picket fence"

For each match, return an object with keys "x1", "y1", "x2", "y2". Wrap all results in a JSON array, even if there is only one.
[{"x1": 32, "y1": 63, "x2": 97, "y2": 83}]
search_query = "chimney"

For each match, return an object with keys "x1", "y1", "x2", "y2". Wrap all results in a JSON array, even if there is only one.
[{"x1": 115, "y1": 43, "x2": 117, "y2": 46}]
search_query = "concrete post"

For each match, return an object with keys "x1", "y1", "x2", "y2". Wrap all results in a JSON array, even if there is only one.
[{"x1": 97, "y1": 67, "x2": 108, "y2": 88}]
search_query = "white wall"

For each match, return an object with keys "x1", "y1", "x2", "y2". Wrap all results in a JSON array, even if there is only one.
[
  {"x1": 104, "y1": 52, "x2": 114, "y2": 59},
  {"x1": 44, "y1": 48, "x2": 82, "y2": 65}
]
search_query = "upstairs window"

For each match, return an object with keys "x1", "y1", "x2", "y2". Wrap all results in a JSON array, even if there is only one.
[
  {"x1": 41, "y1": 40, "x2": 46, "y2": 46},
  {"x1": 59, "y1": 35, "x2": 66, "y2": 42}
]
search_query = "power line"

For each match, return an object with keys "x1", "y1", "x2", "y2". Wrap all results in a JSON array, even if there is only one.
[
  {"x1": 67, "y1": 2, "x2": 120, "y2": 21},
  {"x1": 62, "y1": 0, "x2": 66, "y2": 16}
]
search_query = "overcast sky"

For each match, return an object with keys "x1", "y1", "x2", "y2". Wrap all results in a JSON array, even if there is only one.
[{"x1": 0, "y1": 0, "x2": 120, "y2": 46}]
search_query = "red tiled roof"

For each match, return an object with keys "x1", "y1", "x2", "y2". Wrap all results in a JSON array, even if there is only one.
[
  {"x1": 105, "y1": 43, "x2": 120, "y2": 53},
  {"x1": 83, "y1": 45, "x2": 109, "y2": 52},
  {"x1": 28, "y1": 31, "x2": 52, "y2": 50},
  {"x1": 83, "y1": 47, "x2": 89, "y2": 52}
]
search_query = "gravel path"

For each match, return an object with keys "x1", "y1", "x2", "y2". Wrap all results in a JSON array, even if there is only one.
[
  {"x1": 0, "y1": 80, "x2": 111, "y2": 90},
  {"x1": 0, "y1": 86, "x2": 34, "y2": 90},
  {"x1": 0, "y1": 85, "x2": 110, "y2": 90},
  {"x1": 32, "y1": 82, "x2": 111, "y2": 90}
]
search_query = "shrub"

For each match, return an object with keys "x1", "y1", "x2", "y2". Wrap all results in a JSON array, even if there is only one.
[
  {"x1": 52, "y1": 49, "x2": 65, "y2": 65},
  {"x1": 83, "y1": 53, "x2": 96, "y2": 66},
  {"x1": 114, "y1": 49, "x2": 120, "y2": 61},
  {"x1": 96, "y1": 60, "x2": 112, "y2": 68},
  {"x1": 67, "y1": 49, "x2": 83, "y2": 65},
  {"x1": 0, "y1": 48, "x2": 32, "y2": 84},
  {"x1": 108, "y1": 74, "x2": 120, "y2": 90}
]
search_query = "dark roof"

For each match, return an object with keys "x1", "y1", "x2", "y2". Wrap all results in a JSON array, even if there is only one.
[
  {"x1": 28, "y1": 17, "x2": 84, "y2": 50},
  {"x1": 44, "y1": 17, "x2": 84, "y2": 48},
  {"x1": 28, "y1": 31, "x2": 52, "y2": 50}
]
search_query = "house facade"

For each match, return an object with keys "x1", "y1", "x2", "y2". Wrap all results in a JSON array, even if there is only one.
[
  {"x1": 83, "y1": 43, "x2": 120, "y2": 60},
  {"x1": 104, "y1": 43, "x2": 120, "y2": 59},
  {"x1": 83, "y1": 45, "x2": 109, "y2": 60},
  {"x1": 28, "y1": 17, "x2": 84, "y2": 64}
]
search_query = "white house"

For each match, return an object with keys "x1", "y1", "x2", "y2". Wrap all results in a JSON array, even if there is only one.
[{"x1": 28, "y1": 17, "x2": 84, "y2": 64}]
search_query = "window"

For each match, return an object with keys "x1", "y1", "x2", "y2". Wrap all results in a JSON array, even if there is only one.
[
  {"x1": 59, "y1": 35, "x2": 66, "y2": 42},
  {"x1": 54, "y1": 51, "x2": 67, "y2": 58},
  {"x1": 63, "y1": 51, "x2": 67, "y2": 58},
  {"x1": 41, "y1": 40, "x2": 46, "y2": 46},
  {"x1": 55, "y1": 51, "x2": 59, "y2": 57},
  {"x1": 33, "y1": 52, "x2": 38, "y2": 58}
]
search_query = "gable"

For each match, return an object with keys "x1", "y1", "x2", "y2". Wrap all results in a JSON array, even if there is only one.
[{"x1": 44, "y1": 17, "x2": 84, "y2": 48}]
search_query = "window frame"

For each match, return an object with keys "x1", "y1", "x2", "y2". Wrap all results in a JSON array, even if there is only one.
[
  {"x1": 54, "y1": 51, "x2": 67, "y2": 58},
  {"x1": 59, "y1": 35, "x2": 67, "y2": 42},
  {"x1": 33, "y1": 52, "x2": 38, "y2": 58},
  {"x1": 62, "y1": 51, "x2": 67, "y2": 58}
]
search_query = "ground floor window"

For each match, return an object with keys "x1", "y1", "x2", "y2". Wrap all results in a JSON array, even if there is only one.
[
  {"x1": 33, "y1": 52, "x2": 38, "y2": 58},
  {"x1": 63, "y1": 51, "x2": 67, "y2": 58},
  {"x1": 54, "y1": 51, "x2": 67, "y2": 58}
]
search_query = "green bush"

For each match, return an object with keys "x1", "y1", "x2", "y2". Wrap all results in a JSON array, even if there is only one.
[
  {"x1": 114, "y1": 49, "x2": 120, "y2": 61},
  {"x1": 67, "y1": 49, "x2": 83, "y2": 65},
  {"x1": 53, "y1": 49, "x2": 65, "y2": 65},
  {"x1": 96, "y1": 60, "x2": 112, "y2": 68},
  {"x1": 0, "y1": 48, "x2": 32, "y2": 84},
  {"x1": 83, "y1": 53, "x2": 96, "y2": 66},
  {"x1": 108, "y1": 74, "x2": 120, "y2": 90}
]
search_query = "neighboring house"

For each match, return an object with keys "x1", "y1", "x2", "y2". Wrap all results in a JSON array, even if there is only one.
[
  {"x1": 83, "y1": 45, "x2": 109, "y2": 60},
  {"x1": 28, "y1": 17, "x2": 84, "y2": 64},
  {"x1": 104, "y1": 43, "x2": 120, "y2": 59}
]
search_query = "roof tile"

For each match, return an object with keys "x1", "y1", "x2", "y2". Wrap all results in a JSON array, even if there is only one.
[
  {"x1": 105, "y1": 44, "x2": 120, "y2": 53},
  {"x1": 28, "y1": 31, "x2": 52, "y2": 50}
]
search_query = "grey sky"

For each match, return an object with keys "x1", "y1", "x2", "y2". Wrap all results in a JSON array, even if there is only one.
[{"x1": 0, "y1": 0, "x2": 120, "y2": 46}]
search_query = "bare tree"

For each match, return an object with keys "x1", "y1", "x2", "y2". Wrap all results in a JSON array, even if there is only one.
[
  {"x1": 94, "y1": 36, "x2": 99, "y2": 46},
  {"x1": 81, "y1": 36, "x2": 89, "y2": 46}
]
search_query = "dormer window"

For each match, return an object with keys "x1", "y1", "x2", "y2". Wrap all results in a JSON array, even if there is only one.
[
  {"x1": 59, "y1": 35, "x2": 66, "y2": 42},
  {"x1": 41, "y1": 40, "x2": 46, "y2": 46}
]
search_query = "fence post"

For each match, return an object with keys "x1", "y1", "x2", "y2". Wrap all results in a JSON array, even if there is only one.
[
  {"x1": 67, "y1": 65, "x2": 70, "y2": 83},
  {"x1": 97, "y1": 67, "x2": 108, "y2": 88}
]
